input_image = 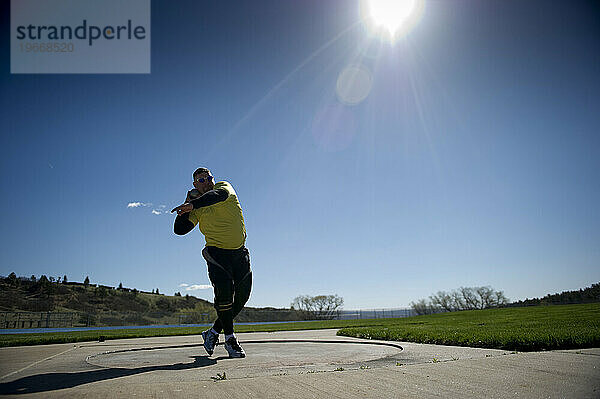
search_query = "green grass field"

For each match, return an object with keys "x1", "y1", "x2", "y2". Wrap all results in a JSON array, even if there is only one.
[
  {"x1": 1, "y1": 303, "x2": 598, "y2": 351},
  {"x1": 337, "y1": 303, "x2": 600, "y2": 351}
]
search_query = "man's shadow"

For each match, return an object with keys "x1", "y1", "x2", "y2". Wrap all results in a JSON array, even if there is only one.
[{"x1": 0, "y1": 355, "x2": 221, "y2": 395}]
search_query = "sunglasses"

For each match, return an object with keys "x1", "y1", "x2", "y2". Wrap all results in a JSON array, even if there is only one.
[{"x1": 194, "y1": 176, "x2": 214, "y2": 183}]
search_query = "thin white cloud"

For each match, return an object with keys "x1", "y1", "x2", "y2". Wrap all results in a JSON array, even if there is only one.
[
  {"x1": 127, "y1": 202, "x2": 152, "y2": 208},
  {"x1": 127, "y1": 202, "x2": 170, "y2": 216},
  {"x1": 179, "y1": 284, "x2": 212, "y2": 291}
]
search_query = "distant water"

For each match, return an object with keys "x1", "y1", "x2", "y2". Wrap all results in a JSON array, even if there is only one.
[{"x1": 0, "y1": 320, "x2": 310, "y2": 334}]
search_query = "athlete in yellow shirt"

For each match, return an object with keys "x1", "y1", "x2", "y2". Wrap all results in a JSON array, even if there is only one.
[{"x1": 171, "y1": 167, "x2": 251, "y2": 358}]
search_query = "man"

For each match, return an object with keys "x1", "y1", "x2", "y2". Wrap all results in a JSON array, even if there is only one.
[{"x1": 171, "y1": 167, "x2": 252, "y2": 358}]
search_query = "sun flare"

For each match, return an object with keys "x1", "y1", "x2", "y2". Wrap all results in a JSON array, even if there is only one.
[{"x1": 362, "y1": 0, "x2": 424, "y2": 39}]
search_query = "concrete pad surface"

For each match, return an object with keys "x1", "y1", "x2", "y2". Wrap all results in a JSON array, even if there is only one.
[{"x1": 0, "y1": 329, "x2": 598, "y2": 398}]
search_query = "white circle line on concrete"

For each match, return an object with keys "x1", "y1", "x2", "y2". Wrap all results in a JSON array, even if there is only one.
[{"x1": 85, "y1": 339, "x2": 403, "y2": 363}]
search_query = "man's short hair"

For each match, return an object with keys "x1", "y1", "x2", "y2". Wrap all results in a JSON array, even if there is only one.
[{"x1": 193, "y1": 167, "x2": 211, "y2": 179}]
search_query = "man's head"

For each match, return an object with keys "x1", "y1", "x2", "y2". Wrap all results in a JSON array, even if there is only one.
[{"x1": 192, "y1": 167, "x2": 215, "y2": 195}]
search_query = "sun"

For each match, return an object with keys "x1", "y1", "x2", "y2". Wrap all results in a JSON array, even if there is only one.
[{"x1": 362, "y1": 0, "x2": 425, "y2": 39}]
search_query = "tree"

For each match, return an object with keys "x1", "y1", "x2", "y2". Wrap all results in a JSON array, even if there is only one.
[
  {"x1": 409, "y1": 299, "x2": 438, "y2": 315},
  {"x1": 156, "y1": 288, "x2": 160, "y2": 295},
  {"x1": 291, "y1": 294, "x2": 344, "y2": 320},
  {"x1": 30, "y1": 275, "x2": 36, "y2": 282},
  {"x1": 412, "y1": 286, "x2": 509, "y2": 314},
  {"x1": 7, "y1": 272, "x2": 17, "y2": 286},
  {"x1": 37, "y1": 275, "x2": 51, "y2": 296},
  {"x1": 84, "y1": 276, "x2": 90, "y2": 287},
  {"x1": 174, "y1": 292, "x2": 182, "y2": 297},
  {"x1": 508, "y1": 282, "x2": 598, "y2": 306},
  {"x1": 494, "y1": 290, "x2": 509, "y2": 306},
  {"x1": 460, "y1": 287, "x2": 481, "y2": 309},
  {"x1": 118, "y1": 282, "x2": 123, "y2": 290},
  {"x1": 63, "y1": 275, "x2": 68, "y2": 284},
  {"x1": 429, "y1": 291, "x2": 454, "y2": 312},
  {"x1": 474, "y1": 286, "x2": 491, "y2": 308}
]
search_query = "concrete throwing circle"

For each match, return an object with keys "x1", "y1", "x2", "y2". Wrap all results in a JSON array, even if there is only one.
[{"x1": 86, "y1": 339, "x2": 403, "y2": 370}]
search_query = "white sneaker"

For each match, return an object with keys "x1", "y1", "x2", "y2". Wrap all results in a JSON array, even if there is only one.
[
  {"x1": 224, "y1": 336, "x2": 246, "y2": 358},
  {"x1": 201, "y1": 329, "x2": 219, "y2": 356}
]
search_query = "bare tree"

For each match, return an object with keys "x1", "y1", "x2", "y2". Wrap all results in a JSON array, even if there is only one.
[
  {"x1": 451, "y1": 289, "x2": 466, "y2": 310},
  {"x1": 430, "y1": 291, "x2": 454, "y2": 312},
  {"x1": 410, "y1": 299, "x2": 438, "y2": 315},
  {"x1": 475, "y1": 286, "x2": 493, "y2": 309},
  {"x1": 291, "y1": 294, "x2": 344, "y2": 320},
  {"x1": 494, "y1": 290, "x2": 509, "y2": 307},
  {"x1": 460, "y1": 287, "x2": 481, "y2": 310},
  {"x1": 412, "y1": 286, "x2": 509, "y2": 315}
]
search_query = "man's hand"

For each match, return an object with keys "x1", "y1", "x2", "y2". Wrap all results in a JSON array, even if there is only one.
[
  {"x1": 186, "y1": 189, "x2": 202, "y2": 202},
  {"x1": 171, "y1": 202, "x2": 193, "y2": 215}
]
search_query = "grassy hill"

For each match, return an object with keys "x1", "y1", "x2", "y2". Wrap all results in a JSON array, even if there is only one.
[
  {"x1": 338, "y1": 302, "x2": 600, "y2": 351},
  {"x1": 508, "y1": 282, "x2": 600, "y2": 306},
  {"x1": 0, "y1": 274, "x2": 216, "y2": 326},
  {"x1": 0, "y1": 274, "x2": 299, "y2": 327}
]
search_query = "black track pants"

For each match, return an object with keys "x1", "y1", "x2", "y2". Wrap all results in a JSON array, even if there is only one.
[{"x1": 202, "y1": 246, "x2": 252, "y2": 335}]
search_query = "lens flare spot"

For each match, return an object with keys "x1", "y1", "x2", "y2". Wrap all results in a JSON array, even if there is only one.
[{"x1": 336, "y1": 65, "x2": 373, "y2": 106}]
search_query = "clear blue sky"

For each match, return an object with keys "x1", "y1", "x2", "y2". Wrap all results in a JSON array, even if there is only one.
[{"x1": 1, "y1": 1, "x2": 599, "y2": 309}]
